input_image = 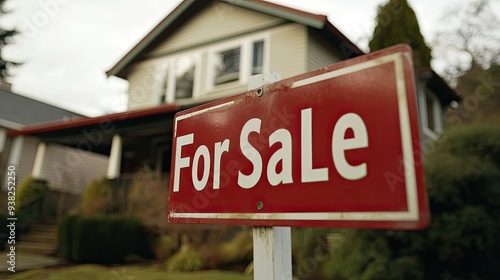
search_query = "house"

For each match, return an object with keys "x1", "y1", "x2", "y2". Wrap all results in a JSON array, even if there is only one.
[
  {"x1": 5, "y1": 0, "x2": 459, "y2": 221},
  {"x1": 416, "y1": 68, "x2": 460, "y2": 143},
  {"x1": 0, "y1": 87, "x2": 85, "y2": 189}
]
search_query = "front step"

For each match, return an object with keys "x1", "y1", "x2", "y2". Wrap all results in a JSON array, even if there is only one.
[
  {"x1": 15, "y1": 242, "x2": 56, "y2": 255},
  {"x1": 19, "y1": 232, "x2": 56, "y2": 243},
  {"x1": 29, "y1": 224, "x2": 58, "y2": 233},
  {"x1": 15, "y1": 223, "x2": 58, "y2": 256}
]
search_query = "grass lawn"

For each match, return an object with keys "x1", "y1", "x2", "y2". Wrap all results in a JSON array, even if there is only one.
[{"x1": 2, "y1": 264, "x2": 254, "y2": 280}]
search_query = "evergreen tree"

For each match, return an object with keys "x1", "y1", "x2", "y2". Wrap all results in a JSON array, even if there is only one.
[
  {"x1": 0, "y1": 0, "x2": 17, "y2": 82},
  {"x1": 369, "y1": 0, "x2": 431, "y2": 68}
]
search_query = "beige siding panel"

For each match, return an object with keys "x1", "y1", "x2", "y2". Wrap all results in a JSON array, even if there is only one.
[
  {"x1": 149, "y1": 2, "x2": 285, "y2": 57},
  {"x1": 17, "y1": 136, "x2": 37, "y2": 183},
  {"x1": 269, "y1": 24, "x2": 308, "y2": 79},
  {"x1": 41, "y1": 144, "x2": 108, "y2": 194},
  {"x1": 185, "y1": 82, "x2": 248, "y2": 106},
  {"x1": 307, "y1": 30, "x2": 343, "y2": 71},
  {"x1": 127, "y1": 63, "x2": 158, "y2": 110}
]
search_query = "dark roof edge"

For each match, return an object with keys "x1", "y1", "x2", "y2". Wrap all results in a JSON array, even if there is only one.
[
  {"x1": 417, "y1": 67, "x2": 461, "y2": 104},
  {"x1": 106, "y1": 0, "x2": 197, "y2": 78}
]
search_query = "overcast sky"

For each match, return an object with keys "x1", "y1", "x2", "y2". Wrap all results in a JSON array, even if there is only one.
[{"x1": 2, "y1": 0, "x2": 499, "y2": 116}]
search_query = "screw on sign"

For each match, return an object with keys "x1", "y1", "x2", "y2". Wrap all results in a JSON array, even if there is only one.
[{"x1": 168, "y1": 44, "x2": 430, "y2": 230}]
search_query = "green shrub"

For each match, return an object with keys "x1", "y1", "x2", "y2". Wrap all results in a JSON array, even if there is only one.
[
  {"x1": 69, "y1": 215, "x2": 154, "y2": 264},
  {"x1": 57, "y1": 214, "x2": 78, "y2": 261},
  {"x1": 81, "y1": 178, "x2": 110, "y2": 215},
  {"x1": 321, "y1": 124, "x2": 500, "y2": 280},
  {"x1": 220, "y1": 228, "x2": 253, "y2": 265},
  {"x1": 15, "y1": 177, "x2": 49, "y2": 220},
  {"x1": 16, "y1": 176, "x2": 49, "y2": 207},
  {"x1": 166, "y1": 250, "x2": 204, "y2": 272},
  {"x1": 153, "y1": 234, "x2": 176, "y2": 261}
]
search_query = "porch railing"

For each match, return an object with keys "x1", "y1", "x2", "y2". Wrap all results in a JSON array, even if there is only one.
[{"x1": 106, "y1": 172, "x2": 170, "y2": 229}]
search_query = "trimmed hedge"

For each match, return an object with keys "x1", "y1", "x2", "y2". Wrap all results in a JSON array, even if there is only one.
[
  {"x1": 58, "y1": 215, "x2": 154, "y2": 264},
  {"x1": 57, "y1": 214, "x2": 78, "y2": 261}
]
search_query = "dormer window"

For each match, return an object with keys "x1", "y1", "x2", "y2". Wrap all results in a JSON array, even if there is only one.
[
  {"x1": 174, "y1": 56, "x2": 196, "y2": 99},
  {"x1": 207, "y1": 34, "x2": 269, "y2": 90},
  {"x1": 157, "y1": 53, "x2": 201, "y2": 104},
  {"x1": 214, "y1": 47, "x2": 241, "y2": 85},
  {"x1": 153, "y1": 33, "x2": 268, "y2": 104},
  {"x1": 252, "y1": 40, "x2": 264, "y2": 75}
]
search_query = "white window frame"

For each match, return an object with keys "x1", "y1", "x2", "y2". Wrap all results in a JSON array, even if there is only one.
[
  {"x1": 420, "y1": 89, "x2": 443, "y2": 140},
  {"x1": 154, "y1": 51, "x2": 202, "y2": 104},
  {"x1": 206, "y1": 33, "x2": 270, "y2": 91}
]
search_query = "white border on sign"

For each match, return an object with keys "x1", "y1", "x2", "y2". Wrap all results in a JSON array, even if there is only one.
[{"x1": 171, "y1": 52, "x2": 419, "y2": 222}]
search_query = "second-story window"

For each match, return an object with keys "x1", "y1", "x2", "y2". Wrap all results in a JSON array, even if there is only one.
[
  {"x1": 175, "y1": 56, "x2": 196, "y2": 99},
  {"x1": 153, "y1": 33, "x2": 268, "y2": 104},
  {"x1": 157, "y1": 53, "x2": 201, "y2": 103},
  {"x1": 215, "y1": 47, "x2": 241, "y2": 85},
  {"x1": 207, "y1": 35, "x2": 269, "y2": 90},
  {"x1": 252, "y1": 40, "x2": 264, "y2": 75},
  {"x1": 159, "y1": 62, "x2": 169, "y2": 103}
]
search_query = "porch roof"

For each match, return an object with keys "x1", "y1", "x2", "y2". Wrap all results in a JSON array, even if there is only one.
[
  {"x1": 8, "y1": 104, "x2": 180, "y2": 137},
  {"x1": 8, "y1": 104, "x2": 181, "y2": 155}
]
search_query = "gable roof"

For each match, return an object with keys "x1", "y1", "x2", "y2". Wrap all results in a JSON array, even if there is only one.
[
  {"x1": 0, "y1": 88, "x2": 81, "y2": 130},
  {"x1": 106, "y1": 0, "x2": 363, "y2": 79}
]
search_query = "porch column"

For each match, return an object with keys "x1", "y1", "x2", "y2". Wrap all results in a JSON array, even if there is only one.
[
  {"x1": 32, "y1": 142, "x2": 47, "y2": 178},
  {"x1": 107, "y1": 134, "x2": 122, "y2": 179},
  {"x1": 4, "y1": 136, "x2": 24, "y2": 190},
  {"x1": 0, "y1": 128, "x2": 6, "y2": 153}
]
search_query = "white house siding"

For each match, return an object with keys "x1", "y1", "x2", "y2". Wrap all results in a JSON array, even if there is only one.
[
  {"x1": 307, "y1": 29, "x2": 343, "y2": 71},
  {"x1": 146, "y1": 2, "x2": 285, "y2": 58},
  {"x1": 269, "y1": 23, "x2": 308, "y2": 79},
  {"x1": 127, "y1": 64, "x2": 158, "y2": 111},
  {"x1": 40, "y1": 143, "x2": 108, "y2": 194},
  {"x1": 125, "y1": 2, "x2": 314, "y2": 109}
]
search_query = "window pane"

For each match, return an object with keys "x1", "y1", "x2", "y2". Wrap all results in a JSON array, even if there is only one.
[
  {"x1": 160, "y1": 64, "x2": 168, "y2": 103},
  {"x1": 426, "y1": 95, "x2": 436, "y2": 132},
  {"x1": 175, "y1": 56, "x2": 195, "y2": 99},
  {"x1": 214, "y1": 47, "x2": 240, "y2": 85},
  {"x1": 252, "y1": 40, "x2": 264, "y2": 75}
]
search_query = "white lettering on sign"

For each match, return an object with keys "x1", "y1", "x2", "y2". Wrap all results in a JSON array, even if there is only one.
[
  {"x1": 332, "y1": 113, "x2": 369, "y2": 180},
  {"x1": 213, "y1": 140, "x2": 230, "y2": 189},
  {"x1": 301, "y1": 108, "x2": 328, "y2": 183},
  {"x1": 238, "y1": 118, "x2": 263, "y2": 189},
  {"x1": 173, "y1": 133, "x2": 193, "y2": 192},
  {"x1": 267, "y1": 128, "x2": 293, "y2": 186},
  {"x1": 172, "y1": 108, "x2": 369, "y2": 192}
]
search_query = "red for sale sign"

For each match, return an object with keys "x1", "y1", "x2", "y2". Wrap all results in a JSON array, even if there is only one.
[{"x1": 168, "y1": 44, "x2": 429, "y2": 229}]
